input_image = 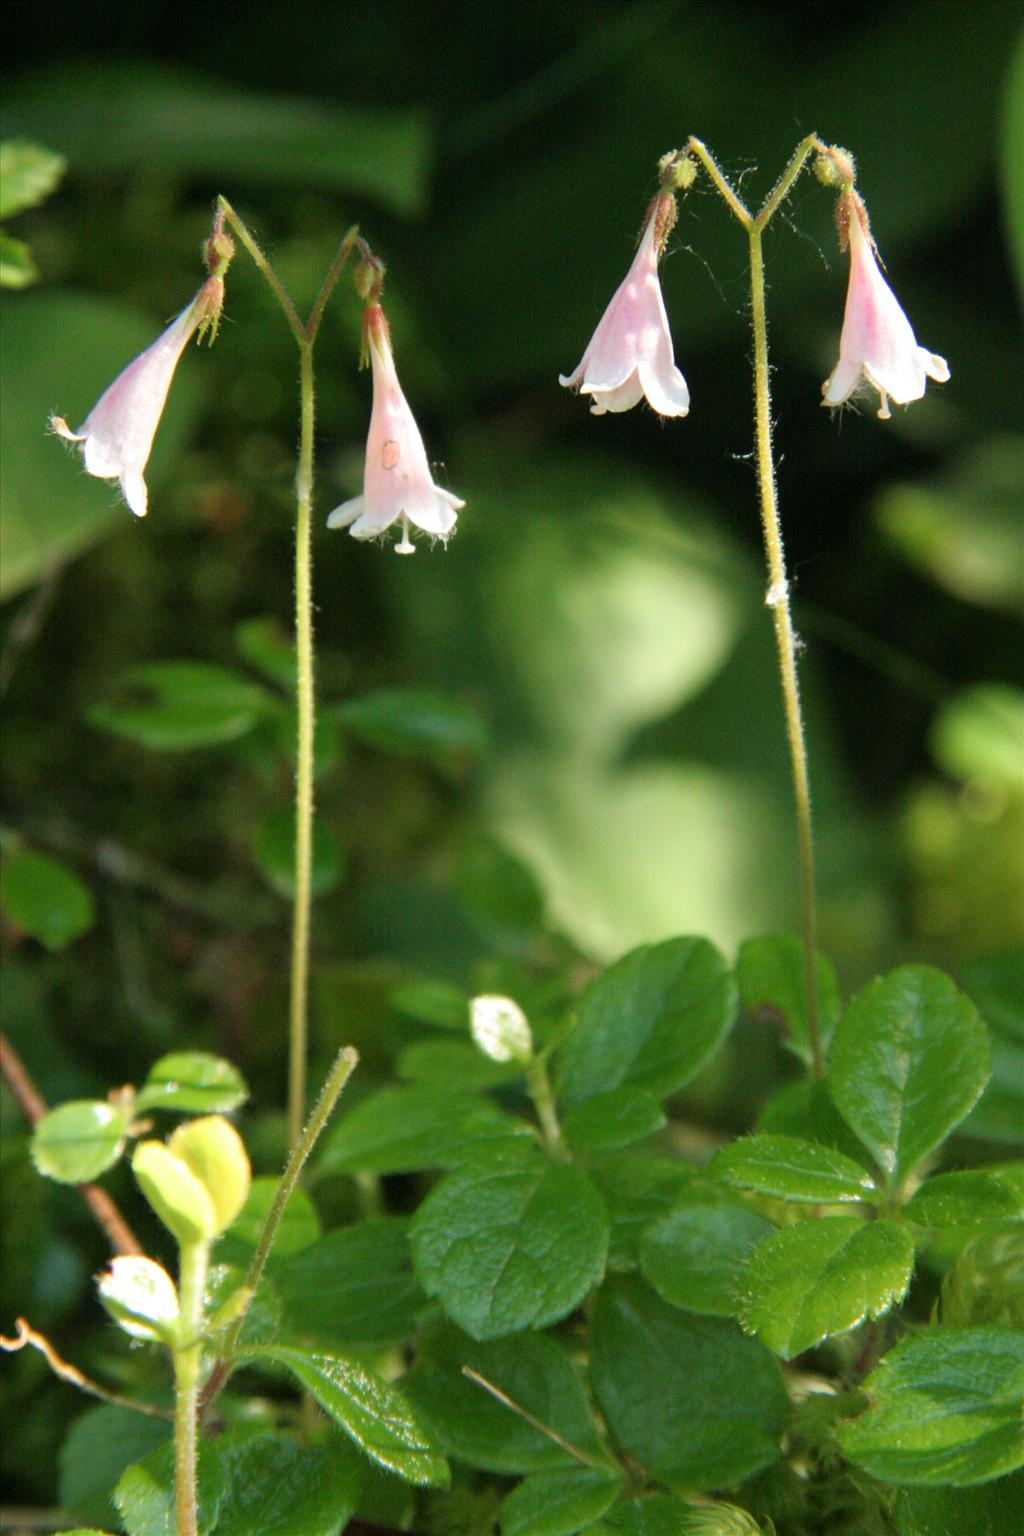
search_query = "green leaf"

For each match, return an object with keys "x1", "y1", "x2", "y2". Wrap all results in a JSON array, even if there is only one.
[
  {"x1": 217, "y1": 1175, "x2": 319, "y2": 1267},
  {"x1": 1002, "y1": 26, "x2": 1024, "y2": 305},
  {"x1": 253, "y1": 805, "x2": 343, "y2": 899},
  {"x1": 589, "y1": 1494, "x2": 769, "y2": 1534},
  {"x1": 389, "y1": 978, "x2": 470, "y2": 1030},
  {"x1": 963, "y1": 1032, "x2": 1024, "y2": 1145},
  {"x1": 234, "y1": 615, "x2": 295, "y2": 692},
  {"x1": 241, "y1": 1344, "x2": 449, "y2": 1487},
  {"x1": 711, "y1": 1135, "x2": 876, "y2": 1204},
  {"x1": 591, "y1": 1155, "x2": 707, "y2": 1267},
  {"x1": 941, "y1": 1229, "x2": 1024, "y2": 1329},
  {"x1": 89, "y1": 662, "x2": 275, "y2": 751},
  {"x1": 404, "y1": 1324, "x2": 605, "y2": 1475},
  {"x1": 960, "y1": 949, "x2": 1024, "y2": 1042},
  {"x1": 135, "y1": 1051, "x2": 248, "y2": 1115},
  {"x1": 7, "y1": 62, "x2": 431, "y2": 215},
  {"x1": 500, "y1": 1468, "x2": 621, "y2": 1536},
  {"x1": 563, "y1": 1087, "x2": 667, "y2": 1151},
  {"x1": 0, "y1": 845, "x2": 93, "y2": 950},
  {"x1": 58, "y1": 1406, "x2": 168, "y2": 1529},
  {"x1": 558, "y1": 937, "x2": 736, "y2": 1104},
  {"x1": 2, "y1": 293, "x2": 204, "y2": 599},
  {"x1": 455, "y1": 836, "x2": 545, "y2": 932},
  {"x1": 318, "y1": 1084, "x2": 530, "y2": 1175},
  {"x1": 0, "y1": 229, "x2": 37, "y2": 287},
  {"x1": 398, "y1": 1037, "x2": 525, "y2": 1090},
  {"x1": 591, "y1": 1275, "x2": 788, "y2": 1490},
  {"x1": 114, "y1": 1441, "x2": 225, "y2": 1536},
  {"x1": 895, "y1": 1471, "x2": 1024, "y2": 1534},
  {"x1": 335, "y1": 689, "x2": 489, "y2": 767},
  {"x1": 738, "y1": 1217, "x2": 914, "y2": 1359},
  {"x1": 31, "y1": 1099, "x2": 129, "y2": 1183},
  {"x1": 639, "y1": 1200, "x2": 774, "y2": 1317},
  {"x1": 839, "y1": 1327, "x2": 1024, "y2": 1486},
  {"x1": 905, "y1": 1168, "x2": 1024, "y2": 1228},
  {"x1": 756, "y1": 1077, "x2": 869, "y2": 1162},
  {"x1": 0, "y1": 139, "x2": 65, "y2": 218},
  {"x1": 737, "y1": 934, "x2": 840, "y2": 1066},
  {"x1": 411, "y1": 1142, "x2": 608, "y2": 1340},
  {"x1": 829, "y1": 966, "x2": 990, "y2": 1186},
  {"x1": 211, "y1": 1430, "x2": 359, "y2": 1536},
  {"x1": 275, "y1": 1218, "x2": 425, "y2": 1347},
  {"x1": 931, "y1": 685, "x2": 1024, "y2": 789}
]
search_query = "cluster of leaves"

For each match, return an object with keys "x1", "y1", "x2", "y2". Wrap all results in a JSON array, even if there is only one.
[{"x1": 21, "y1": 920, "x2": 1024, "y2": 1536}]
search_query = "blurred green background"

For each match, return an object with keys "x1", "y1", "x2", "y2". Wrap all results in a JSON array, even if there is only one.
[{"x1": 1, "y1": 0, "x2": 1022, "y2": 1510}]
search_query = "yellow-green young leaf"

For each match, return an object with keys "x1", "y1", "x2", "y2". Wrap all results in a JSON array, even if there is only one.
[
  {"x1": 403, "y1": 1324, "x2": 606, "y2": 1475},
  {"x1": 1, "y1": 846, "x2": 93, "y2": 951},
  {"x1": 241, "y1": 1344, "x2": 449, "y2": 1487},
  {"x1": 274, "y1": 1218, "x2": 425, "y2": 1348},
  {"x1": 211, "y1": 1430, "x2": 359, "y2": 1536},
  {"x1": 500, "y1": 1467, "x2": 620, "y2": 1536},
  {"x1": 905, "y1": 1167, "x2": 1024, "y2": 1228},
  {"x1": 318, "y1": 1084, "x2": 530, "y2": 1175},
  {"x1": 135, "y1": 1052, "x2": 248, "y2": 1115},
  {"x1": 558, "y1": 936, "x2": 736, "y2": 1104},
  {"x1": 0, "y1": 140, "x2": 66, "y2": 218},
  {"x1": 737, "y1": 934, "x2": 840, "y2": 1066},
  {"x1": 639, "y1": 1200, "x2": 774, "y2": 1317},
  {"x1": 591, "y1": 1276, "x2": 788, "y2": 1490},
  {"x1": 31, "y1": 1100, "x2": 129, "y2": 1184},
  {"x1": 738, "y1": 1218, "x2": 915, "y2": 1359},
  {"x1": 409, "y1": 1143, "x2": 608, "y2": 1341},
  {"x1": 132, "y1": 1141, "x2": 217, "y2": 1246},
  {"x1": 839, "y1": 1327, "x2": 1024, "y2": 1486},
  {"x1": 168, "y1": 1116, "x2": 250, "y2": 1236},
  {"x1": 829, "y1": 966, "x2": 990, "y2": 1187},
  {"x1": 114, "y1": 1441, "x2": 225, "y2": 1536},
  {"x1": 940, "y1": 1228, "x2": 1024, "y2": 1329},
  {"x1": 711, "y1": 1134, "x2": 876, "y2": 1204},
  {"x1": 0, "y1": 230, "x2": 37, "y2": 287},
  {"x1": 88, "y1": 662, "x2": 276, "y2": 751}
]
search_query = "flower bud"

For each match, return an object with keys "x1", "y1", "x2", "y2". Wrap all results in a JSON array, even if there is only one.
[
  {"x1": 133, "y1": 1140, "x2": 218, "y2": 1246},
  {"x1": 814, "y1": 144, "x2": 856, "y2": 190},
  {"x1": 470, "y1": 995, "x2": 533, "y2": 1064},
  {"x1": 169, "y1": 1116, "x2": 251, "y2": 1236},
  {"x1": 97, "y1": 1255, "x2": 180, "y2": 1344}
]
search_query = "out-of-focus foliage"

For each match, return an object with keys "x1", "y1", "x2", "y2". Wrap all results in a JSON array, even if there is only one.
[{"x1": 1, "y1": 0, "x2": 1022, "y2": 1525}]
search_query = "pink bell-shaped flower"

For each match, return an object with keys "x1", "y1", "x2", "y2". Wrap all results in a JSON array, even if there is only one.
[
  {"x1": 327, "y1": 304, "x2": 463, "y2": 554},
  {"x1": 51, "y1": 277, "x2": 224, "y2": 518},
  {"x1": 559, "y1": 194, "x2": 689, "y2": 417},
  {"x1": 822, "y1": 194, "x2": 949, "y2": 421}
]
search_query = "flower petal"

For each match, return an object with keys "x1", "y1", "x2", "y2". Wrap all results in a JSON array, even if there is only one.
[{"x1": 326, "y1": 495, "x2": 366, "y2": 530}]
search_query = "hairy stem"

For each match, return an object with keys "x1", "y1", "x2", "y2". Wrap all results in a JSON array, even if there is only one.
[
  {"x1": 526, "y1": 1056, "x2": 567, "y2": 1160},
  {"x1": 173, "y1": 1240, "x2": 209, "y2": 1536}
]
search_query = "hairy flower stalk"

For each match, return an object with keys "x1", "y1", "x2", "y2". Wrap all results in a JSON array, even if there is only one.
[
  {"x1": 51, "y1": 277, "x2": 226, "y2": 518},
  {"x1": 327, "y1": 302, "x2": 464, "y2": 553},
  {"x1": 822, "y1": 191, "x2": 950, "y2": 419}
]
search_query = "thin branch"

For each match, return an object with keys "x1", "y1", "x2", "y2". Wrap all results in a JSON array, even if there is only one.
[
  {"x1": 0, "y1": 1318, "x2": 171, "y2": 1420},
  {"x1": 0, "y1": 1032, "x2": 143, "y2": 1256}
]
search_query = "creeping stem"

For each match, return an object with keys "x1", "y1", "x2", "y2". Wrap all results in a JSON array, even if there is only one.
[{"x1": 687, "y1": 136, "x2": 825, "y2": 1076}]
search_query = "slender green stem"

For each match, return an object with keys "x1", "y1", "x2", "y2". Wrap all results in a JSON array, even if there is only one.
[
  {"x1": 173, "y1": 1240, "x2": 209, "y2": 1536},
  {"x1": 203, "y1": 1045, "x2": 358, "y2": 1404},
  {"x1": 686, "y1": 137, "x2": 751, "y2": 227},
  {"x1": 306, "y1": 225, "x2": 360, "y2": 346},
  {"x1": 753, "y1": 134, "x2": 819, "y2": 229},
  {"x1": 216, "y1": 198, "x2": 305, "y2": 344},
  {"x1": 526, "y1": 1056, "x2": 567, "y2": 1160},
  {"x1": 288, "y1": 340, "x2": 317, "y2": 1150},
  {"x1": 747, "y1": 222, "x2": 824, "y2": 1077}
]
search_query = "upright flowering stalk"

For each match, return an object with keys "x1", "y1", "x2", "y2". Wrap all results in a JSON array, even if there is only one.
[
  {"x1": 51, "y1": 230, "x2": 232, "y2": 517},
  {"x1": 822, "y1": 189, "x2": 950, "y2": 420},
  {"x1": 560, "y1": 160, "x2": 691, "y2": 418},
  {"x1": 327, "y1": 301, "x2": 464, "y2": 553}
]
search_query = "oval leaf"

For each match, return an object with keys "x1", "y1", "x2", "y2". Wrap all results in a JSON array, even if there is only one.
[
  {"x1": 335, "y1": 689, "x2": 488, "y2": 767},
  {"x1": 275, "y1": 1218, "x2": 425, "y2": 1347},
  {"x1": 88, "y1": 662, "x2": 275, "y2": 750},
  {"x1": 738, "y1": 1217, "x2": 915, "y2": 1359},
  {"x1": 114, "y1": 1440, "x2": 224, "y2": 1536},
  {"x1": 31, "y1": 1099, "x2": 129, "y2": 1184},
  {"x1": 711, "y1": 1135, "x2": 876, "y2": 1204},
  {"x1": 738, "y1": 934, "x2": 840, "y2": 1066},
  {"x1": 829, "y1": 966, "x2": 990, "y2": 1186},
  {"x1": 410, "y1": 1143, "x2": 609, "y2": 1340},
  {"x1": 211, "y1": 1430, "x2": 359, "y2": 1536},
  {"x1": 500, "y1": 1467, "x2": 620, "y2": 1536},
  {"x1": 136, "y1": 1051, "x2": 248, "y2": 1115},
  {"x1": 558, "y1": 936, "x2": 736, "y2": 1104},
  {"x1": 905, "y1": 1167, "x2": 1024, "y2": 1228},
  {"x1": 0, "y1": 846, "x2": 94, "y2": 951},
  {"x1": 839, "y1": 1327, "x2": 1024, "y2": 1486},
  {"x1": 241, "y1": 1344, "x2": 448, "y2": 1487},
  {"x1": 639, "y1": 1201, "x2": 774, "y2": 1317},
  {"x1": 318, "y1": 1085, "x2": 530, "y2": 1175},
  {"x1": 562, "y1": 1086, "x2": 667, "y2": 1152}
]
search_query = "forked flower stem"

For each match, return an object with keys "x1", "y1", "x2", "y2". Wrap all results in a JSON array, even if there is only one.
[{"x1": 687, "y1": 136, "x2": 825, "y2": 1076}]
